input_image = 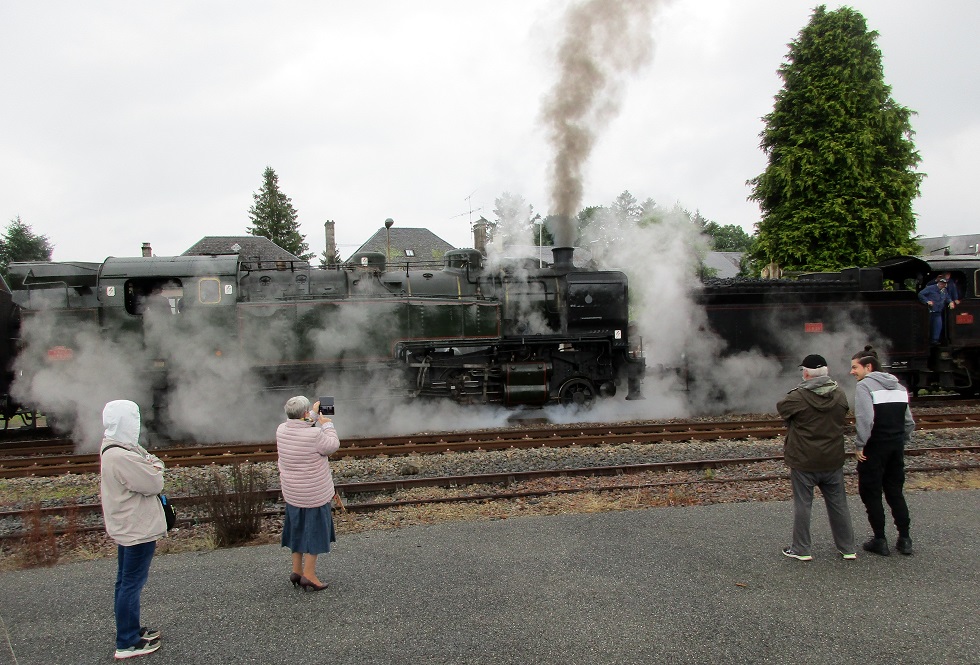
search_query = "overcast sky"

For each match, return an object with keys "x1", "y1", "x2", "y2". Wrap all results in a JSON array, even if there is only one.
[{"x1": 3, "y1": 0, "x2": 977, "y2": 263}]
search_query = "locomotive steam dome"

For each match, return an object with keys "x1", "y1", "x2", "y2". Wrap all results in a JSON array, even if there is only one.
[{"x1": 347, "y1": 251, "x2": 386, "y2": 271}]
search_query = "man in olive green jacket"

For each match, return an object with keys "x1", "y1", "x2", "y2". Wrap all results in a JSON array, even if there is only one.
[{"x1": 776, "y1": 354, "x2": 856, "y2": 561}]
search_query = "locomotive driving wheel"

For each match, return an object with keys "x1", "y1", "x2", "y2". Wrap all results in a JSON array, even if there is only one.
[{"x1": 558, "y1": 378, "x2": 597, "y2": 408}]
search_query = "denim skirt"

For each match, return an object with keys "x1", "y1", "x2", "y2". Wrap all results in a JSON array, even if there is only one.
[{"x1": 281, "y1": 503, "x2": 336, "y2": 554}]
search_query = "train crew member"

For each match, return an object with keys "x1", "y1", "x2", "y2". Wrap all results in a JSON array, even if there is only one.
[
  {"x1": 918, "y1": 277, "x2": 954, "y2": 344},
  {"x1": 850, "y1": 347, "x2": 916, "y2": 556},
  {"x1": 99, "y1": 400, "x2": 166, "y2": 660},
  {"x1": 926, "y1": 272, "x2": 961, "y2": 307},
  {"x1": 776, "y1": 354, "x2": 856, "y2": 561},
  {"x1": 276, "y1": 396, "x2": 341, "y2": 592}
]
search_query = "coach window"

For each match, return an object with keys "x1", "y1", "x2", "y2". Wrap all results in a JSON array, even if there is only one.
[{"x1": 199, "y1": 278, "x2": 222, "y2": 304}]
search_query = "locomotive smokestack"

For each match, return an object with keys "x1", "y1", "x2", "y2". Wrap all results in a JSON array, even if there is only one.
[
  {"x1": 552, "y1": 246, "x2": 574, "y2": 271},
  {"x1": 141, "y1": 242, "x2": 152, "y2": 258}
]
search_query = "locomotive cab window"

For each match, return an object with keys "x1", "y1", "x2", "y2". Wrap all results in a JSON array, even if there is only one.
[
  {"x1": 568, "y1": 283, "x2": 626, "y2": 321},
  {"x1": 124, "y1": 279, "x2": 184, "y2": 316},
  {"x1": 199, "y1": 277, "x2": 222, "y2": 304}
]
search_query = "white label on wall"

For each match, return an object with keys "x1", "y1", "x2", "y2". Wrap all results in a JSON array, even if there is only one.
[
  {"x1": 224, "y1": 284, "x2": 233, "y2": 295},
  {"x1": 106, "y1": 286, "x2": 115, "y2": 297}
]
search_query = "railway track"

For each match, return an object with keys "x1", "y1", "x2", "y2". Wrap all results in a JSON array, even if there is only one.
[
  {"x1": 3, "y1": 446, "x2": 978, "y2": 542},
  {"x1": 3, "y1": 412, "x2": 980, "y2": 478}
]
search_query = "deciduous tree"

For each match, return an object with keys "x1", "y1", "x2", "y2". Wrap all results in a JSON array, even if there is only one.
[{"x1": 748, "y1": 5, "x2": 922, "y2": 271}]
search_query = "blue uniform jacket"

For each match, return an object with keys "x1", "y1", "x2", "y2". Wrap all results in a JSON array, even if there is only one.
[{"x1": 918, "y1": 283, "x2": 952, "y2": 313}]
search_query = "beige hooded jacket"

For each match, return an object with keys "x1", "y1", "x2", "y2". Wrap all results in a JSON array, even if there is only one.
[{"x1": 99, "y1": 400, "x2": 167, "y2": 546}]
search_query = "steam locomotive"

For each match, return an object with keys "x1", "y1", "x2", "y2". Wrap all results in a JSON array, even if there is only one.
[
  {"x1": 0, "y1": 246, "x2": 646, "y2": 431},
  {"x1": 699, "y1": 254, "x2": 980, "y2": 394}
]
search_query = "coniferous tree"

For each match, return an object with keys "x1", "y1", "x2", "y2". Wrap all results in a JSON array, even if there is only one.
[
  {"x1": 247, "y1": 167, "x2": 313, "y2": 260},
  {"x1": 0, "y1": 216, "x2": 53, "y2": 281},
  {"x1": 748, "y1": 5, "x2": 923, "y2": 271}
]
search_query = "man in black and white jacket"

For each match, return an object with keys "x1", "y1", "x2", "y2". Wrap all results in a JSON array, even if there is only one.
[{"x1": 850, "y1": 347, "x2": 916, "y2": 557}]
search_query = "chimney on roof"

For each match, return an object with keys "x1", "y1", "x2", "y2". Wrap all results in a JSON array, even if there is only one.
[
  {"x1": 141, "y1": 242, "x2": 152, "y2": 257},
  {"x1": 324, "y1": 220, "x2": 336, "y2": 265},
  {"x1": 473, "y1": 217, "x2": 489, "y2": 256}
]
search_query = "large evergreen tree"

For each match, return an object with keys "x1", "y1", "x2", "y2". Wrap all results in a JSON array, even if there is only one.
[
  {"x1": 247, "y1": 166, "x2": 312, "y2": 260},
  {"x1": 748, "y1": 5, "x2": 923, "y2": 271},
  {"x1": 0, "y1": 216, "x2": 53, "y2": 281}
]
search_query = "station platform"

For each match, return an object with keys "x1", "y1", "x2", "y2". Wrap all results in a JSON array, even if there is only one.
[{"x1": 1, "y1": 490, "x2": 978, "y2": 664}]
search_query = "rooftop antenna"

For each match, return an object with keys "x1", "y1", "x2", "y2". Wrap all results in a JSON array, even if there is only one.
[{"x1": 450, "y1": 189, "x2": 483, "y2": 228}]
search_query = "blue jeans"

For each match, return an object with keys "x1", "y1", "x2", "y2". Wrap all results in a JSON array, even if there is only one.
[
  {"x1": 115, "y1": 541, "x2": 156, "y2": 649},
  {"x1": 929, "y1": 311, "x2": 944, "y2": 344}
]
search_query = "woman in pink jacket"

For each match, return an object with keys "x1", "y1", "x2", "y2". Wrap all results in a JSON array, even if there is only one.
[{"x1": 277, "y1": 396, "x2": 341, "y2": 592}]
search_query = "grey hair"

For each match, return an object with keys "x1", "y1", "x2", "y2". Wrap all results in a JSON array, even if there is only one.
[
  {"x1": 804, "y1": 366, "x2": 829, "y2": 378},
  {"x1": 284, "y1": 396, "x2": 311, "y2": 419}
]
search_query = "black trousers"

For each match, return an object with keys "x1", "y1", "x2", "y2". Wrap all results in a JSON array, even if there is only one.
[{"x1": 857, "y1": 443, "x2": 911, "y2": 539}]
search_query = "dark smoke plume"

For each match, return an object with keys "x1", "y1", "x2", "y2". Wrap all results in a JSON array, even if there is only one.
[{"x1": 542, "y1": 0, "x2": 666, "y2": 245}]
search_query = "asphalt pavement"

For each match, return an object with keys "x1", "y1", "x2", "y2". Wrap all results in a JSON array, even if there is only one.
[{"x1": 1, "y1": 490, "x2": 978, "y2": 665}]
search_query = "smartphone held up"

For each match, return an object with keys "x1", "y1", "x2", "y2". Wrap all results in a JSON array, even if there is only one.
[{"x1": 318, "y1": 397, "x2": 335, "y2": 416}]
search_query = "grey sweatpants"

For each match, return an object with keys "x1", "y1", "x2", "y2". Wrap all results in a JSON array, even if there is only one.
[{"x1": 790, "y1": 468, "x2": 856, "y2": 556}]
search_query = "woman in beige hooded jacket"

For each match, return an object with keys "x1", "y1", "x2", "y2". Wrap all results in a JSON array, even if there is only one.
[{"x1": 100, "y1": 400, "x2": 166, "y2": 659}]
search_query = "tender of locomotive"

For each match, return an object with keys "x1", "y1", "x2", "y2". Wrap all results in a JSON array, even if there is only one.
[
  {"x1": 699, "y1": 254, "x2": 980, "y2": 394},
  {"x1": 4, "y1": 246, "x2": 645, "y2": 430}
]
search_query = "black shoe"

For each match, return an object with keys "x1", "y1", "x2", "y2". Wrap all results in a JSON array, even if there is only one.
[
  {"x1": 896, "y1": 536, "x2": 914, "y2": 555},
  {"x1": 863, "y1": 537, "x2": 890, "y2": 556},
  {"x1": 138, "y1": 627, "x2": 160, "y2": 641},
  {"x1": 299, "y1": 576, "x2": 329, "y2": 592}
]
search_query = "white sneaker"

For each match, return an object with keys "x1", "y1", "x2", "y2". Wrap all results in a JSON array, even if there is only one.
[{"x1": 114, "y1": 638, "x2": 161, "y2": 660}]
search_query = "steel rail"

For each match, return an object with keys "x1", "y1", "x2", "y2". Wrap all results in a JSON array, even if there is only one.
[
  {"x1": 3, "y1": 413, "x2": 980, "y2": 478},
  {"x1": 3, "y1": 460, "x2": 978, "y2": 542},
  {"x1": 2, "y1": 446, "x2": 978, "y2": 537}
]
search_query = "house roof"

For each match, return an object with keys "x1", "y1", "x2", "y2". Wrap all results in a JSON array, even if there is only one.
[
  {"x1": 917, "y1": 234, "x2": 980, "y2": 257},
  {"x1": 182, "y1": 236, "x2": 306, "y2": 264},
  {"x1": 704, "y1": 251, "x2": 743, "y2": 279},
  {"x1": 349, "y1": 227, "x2": 456, "y2": 265}
]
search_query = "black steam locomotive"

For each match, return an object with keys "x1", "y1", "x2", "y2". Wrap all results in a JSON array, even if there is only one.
[
  {"x1": 699, "y1": 254, "x2": 980, "y2": 393},
  {"x1": 0, "y1": 246, "x2": 645, "y2": 431}
]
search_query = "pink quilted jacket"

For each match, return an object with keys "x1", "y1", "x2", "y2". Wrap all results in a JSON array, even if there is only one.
[{"x1": 276, "y1": 419, "x2": 341, "y2": 508}]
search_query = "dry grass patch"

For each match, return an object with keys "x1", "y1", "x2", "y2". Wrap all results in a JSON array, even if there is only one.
[{"x1": 907, "y1": 469, "x2": 980, "y2": 491}]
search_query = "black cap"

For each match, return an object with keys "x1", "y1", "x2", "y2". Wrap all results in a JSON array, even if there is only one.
[{"x1": 799, "y1": 354, "x2": 828, "y2": 370}]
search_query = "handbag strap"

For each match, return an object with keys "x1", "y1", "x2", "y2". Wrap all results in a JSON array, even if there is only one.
[{"x1": 103, "y1": 443, "x2": 168, "y2": 504}]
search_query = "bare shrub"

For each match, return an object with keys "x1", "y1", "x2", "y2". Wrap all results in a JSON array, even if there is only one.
[
  {"x1": 193, "y1": 463, "x2": 269, "y2": 547},
  {"x1": 21, "y1": 502, "x2": 59, "y2": 567}
]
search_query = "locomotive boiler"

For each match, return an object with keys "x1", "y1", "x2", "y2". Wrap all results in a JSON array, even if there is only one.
[{"x1": 2, "y1": 246, "x2": 646, "y2": 433}]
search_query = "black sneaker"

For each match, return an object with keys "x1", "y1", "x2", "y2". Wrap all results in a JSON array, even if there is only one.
[
  {"x1": 138, "y1": 627, "x2": 160, "y2": 641},
  {"x1": 862, "y1": 537, "x2": 891, "y2": 556},
  {"x1": 896, "y1": 536, "x2": 914, "y2": 555},
  {"x1": 114, "y1": 638, "x2": 160, "y2": 660},
  {"x1": 782, "y1": 547, "x2": 813, "y2": 561}
]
